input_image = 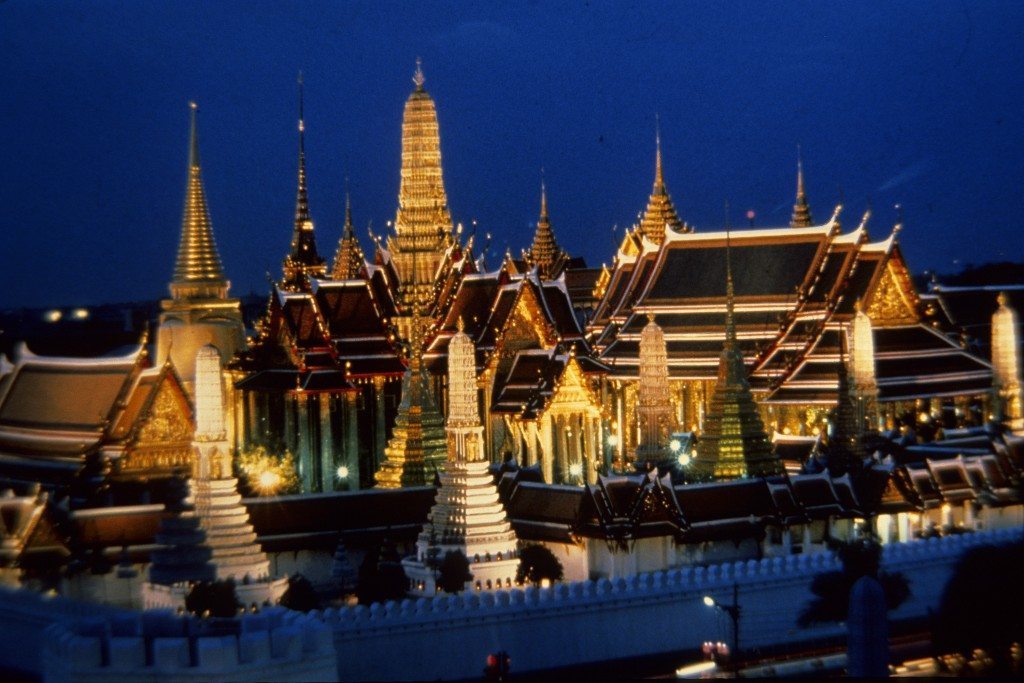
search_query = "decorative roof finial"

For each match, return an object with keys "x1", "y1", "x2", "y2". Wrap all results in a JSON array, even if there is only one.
[
  {"x1": 725, "y1": 219, "x2": 737, "y2": 347},
  {"x1": 654, "y1": 113, "x2": 664, "y2": 191},
  {"x1": 294, "y1": 72, "x2": 310, "y2": 229},
  {"x1": 790, "y1": 144, "x2": 814, "y2": 228},
  {"x1": 998, "y1": 291, "x2": 1009, "y2": 307},
  {"x1": 413, "y1": 57, "x2": 425, "y2": 91},
  {"x1": 188, "y1": 101, "x2": 200, "y2": 168},
  {"x1": 539, "y1": 168, "x2": 548, "y2": 222}
]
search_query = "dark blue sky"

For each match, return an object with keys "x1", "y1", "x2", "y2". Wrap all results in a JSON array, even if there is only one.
[{"x1": 2, "y1": 1, "x2": 1022, "y2": 308}]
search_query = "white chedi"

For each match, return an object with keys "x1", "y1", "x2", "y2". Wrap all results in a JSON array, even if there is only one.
[
  {"x1": 403, "y1": 322, "x2": 520, "y2": 595},
  {"x1": 142, "y1": 345, "x2": 286, "y2": 610}
]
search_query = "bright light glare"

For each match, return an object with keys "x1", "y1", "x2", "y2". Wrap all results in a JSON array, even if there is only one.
[
  {"x1": 44, "y1": 310, "x2": 62, "y2": 323},
  {"x1": 607, "y1": 435, "x2": 619, "y2": 447},
  {"x1": 703, "y1": 595, "x2": 715, "y2": 607},
  {"x1": 677, "y1": 452, "x2": 691, "y2": 467},
  {"x1": 258, "y1": 471, "x2": 280, "y2": 492},
  {"x1": 72, "y1": 308, "x2": 89, "y2": 320},
  {"x1": 569, "y1": 463, "x2": 583, "y2": 478},
  {"x1": 336, "y1": 465, "x2": 350, "y2": 479},
  {"x1": 670, "y1": 438, "x2": 682, "y2": 453}
]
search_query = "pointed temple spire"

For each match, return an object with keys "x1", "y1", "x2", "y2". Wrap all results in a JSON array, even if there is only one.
[
  {"x1": 375, "y1": 247, "x2": 447, "y2": 489},
  {"x1": 527, "y1": 176, "x2": 567, "y2": 279},
  {"x1": 170, "y1": 102, "x2": 230, "y2": 301},
  {"x1": 691, "y1": 230, "x2": 781, "y2": 480},
  {"x1": 637, "y1": 117, "x2": 686, "y2": 244},
  {"x1": 402, "y1": 325, "x2": 519, "y2": 595},
  {"x1": 790, "y1": 146, "x2": 814, "y2": 228},
  {"x1": 332, "y1": 188, "x2": 365, "y2": 280},
  {"x1": 282, "y1": 72, "x2": 326, "y2": 291},
  {"x1": 387, "y1": 58, "x2": 454, "y2": 318}
]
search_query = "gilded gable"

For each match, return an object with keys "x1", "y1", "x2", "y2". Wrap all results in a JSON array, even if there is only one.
[{"x1": 866, "y1": 258, "x2": 919, "y2": 327}]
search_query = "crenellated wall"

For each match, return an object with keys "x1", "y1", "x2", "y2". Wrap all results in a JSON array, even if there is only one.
[
  {"x1": 0, "y1": 591, "x2": 336, "y2": 682},
  {"x1": 288, "y1": 527, "x2": 1023, "y2": 681}
]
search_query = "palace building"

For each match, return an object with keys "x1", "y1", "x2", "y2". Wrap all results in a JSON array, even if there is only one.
[{"x1": 0, "y1": 61, "x2": 1014, "y2": 515}]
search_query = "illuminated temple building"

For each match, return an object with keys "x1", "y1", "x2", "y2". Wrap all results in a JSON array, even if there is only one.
[{"x1": 0, "y1": 62, "x2": 1022, "y2": 605}]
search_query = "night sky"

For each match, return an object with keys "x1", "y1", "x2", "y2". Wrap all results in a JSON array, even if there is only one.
[{"x1": 2, "y1": 1, "x2": 1022, "y2": 309}]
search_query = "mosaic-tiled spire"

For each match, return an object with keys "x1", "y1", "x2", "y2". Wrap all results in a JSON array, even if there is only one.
[
  {"x1": 790, "y1": 146, "x2": 814, "y2": 228},
  {"x1": 692, "y1": 231, "x2": 780, "y2": 480},
  {"x1": 636, "y1": 314, "x2": 674, "y2": 464},
  {"x1": 992, "y1": 292, "x2": 1023, "y2": 427},
  {"x1": 637, "y1": 118, "x2": 686, "y2": 243},
  {"x1": 170, "y1": 102, "x2": 230, "y2": 301},
  {"x1": 387, "y1": 58, "x2": 454, "y2": 308},
  {"x1": 282, "y1": 73, "x2": 326, "y2": 290},
  {"x1": 375, "y1": 248, "x2": 447, "y2": 488}
]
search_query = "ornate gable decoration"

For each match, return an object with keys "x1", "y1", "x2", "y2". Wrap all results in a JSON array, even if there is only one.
[
  {"x1": 546, "y1": 356, "x2": 601, "y2": 415},
  {"x1": 495, "y1": 285, "x2": 559, "y2": 368},
  {"x1": 134, "y1": 380, "x2": 194, "y2": 449},
  {"x1": 866, "y1": 257, "x2": 919, "y2": 327}
]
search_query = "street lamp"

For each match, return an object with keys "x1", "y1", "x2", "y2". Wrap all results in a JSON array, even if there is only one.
[{"x1": 702, "y1": 584, "x2": 741, "y2": 666}]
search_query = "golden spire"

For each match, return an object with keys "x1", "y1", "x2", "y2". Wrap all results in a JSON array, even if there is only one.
[
  {"x1": 527, "y1": 174, "x2": 567, "y2": 279},
  {"x1": 332, "y1": 186, "x2": 365, "y2": 280},
  {"x1": 170, "y1": 102, "x2": 230, "y2": 301},
  {"x1": 374, "y1": 244, "x2": 447, "y2": 489},
  {"x1": 691, "y1": 226, "x2": 780, "y2": 481},
  {"x1": 790, "y1": 145, "x2": 814, "y2": 228},
  {"x1": 282, "y1": 72, "x2": 326, "y2": 290},
  {"x1": 637, "y1": 116, "x2": 686, "y2": 244},
  {"x1": 387, "y1": 58, "x2": 454, "y2": 313},
  {"x1": 654, "y1": 113, "x2": 664, "y2": 192}
]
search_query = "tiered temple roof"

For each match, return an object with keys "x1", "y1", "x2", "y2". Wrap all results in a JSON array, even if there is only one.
[
  {"x1": 591, "y1": 210, "x2": 993, "y2": 404},
  {"x1": 0, "y1": 344, "x2": 194, "y2": 494}
]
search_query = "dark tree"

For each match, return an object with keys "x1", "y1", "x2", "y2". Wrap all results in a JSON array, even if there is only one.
[
  {"x1": 932, "y1": 541, "x2": 1024, "y2": 675},
  {"x1": 356, "y1": 539, "x2": 409, "y2": 605},
  {"x1": 798, "y1": 535, "x2": 910, "y2": 627},
  {"x1": 436, "y1": 550, "x2": 473, "y2": 594},
  {"x1": 279, "y1": 573, "x2": 320, "y2": 612},
  {"x1": 516, "y1": 544, "x2": 564, "y2": 586},
  {"x1": 185, "y1": 579, "x2": 240, "y2": 618}
]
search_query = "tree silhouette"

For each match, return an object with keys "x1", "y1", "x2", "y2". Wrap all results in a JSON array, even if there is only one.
[
  {"x1": 932, "y1": 541, "x2": 1024, "y2": 675},
  {"x1": 436, "y1": 550, "x2": 473, "y2": 594},
  {"x1": 798, "y1": 535, "x2": 909, "y2": 627},
  {"x1": 356, "y1": 539, "x2": 409, "y2": 604},
  {"x1": 516, "y1": 544, "x2": 563, "y2": 585},
  {"x1": 185, "y1": 579, "x2": 240, "y2": 618},
  {"x1": 280, "y1": 573, "x2": 320, "y2": 612}
]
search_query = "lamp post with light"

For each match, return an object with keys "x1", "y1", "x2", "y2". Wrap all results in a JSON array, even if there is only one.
[{"x1": 703, "y1": 584, "x2": 741, "y2": 667}]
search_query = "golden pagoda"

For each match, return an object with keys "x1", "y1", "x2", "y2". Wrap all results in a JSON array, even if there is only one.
[
  {"x1": 691, "y1": 233, "x2": 781, "y2": 480},
  {"x1": 374, "y1": 255, "x2": 447, "y2": 488},
  {"x1": 332, "y1": 191, "x2": 365, "y2": 280},
  {"x1": 156, "y1": 102, "x2": 245, "y2": 393},
  {"x1": 637, "y1": 124, "x2": 686, "y2": 244},
  {"x1": 282, "y1": 74, "x2": 327, "y2": 291},
  {"x1": 525, "y1": 180, "x2": 568, "y2": 279},
  {"x1": 386, "y1": 59, "x2": 455, "y2": 319},
  {"x1": 789, "y1": 147, "x2": 813, "y2": 228}
]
